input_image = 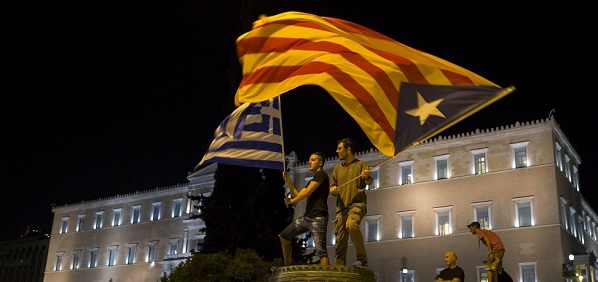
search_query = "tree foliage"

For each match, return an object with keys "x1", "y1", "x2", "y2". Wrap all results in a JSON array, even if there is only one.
[
  {"x1": 192, "y1": 164, "x2": 289, "y2": 259},
  {"x1": 162, "y1": 249, "x2": 276, "y2": 282}
]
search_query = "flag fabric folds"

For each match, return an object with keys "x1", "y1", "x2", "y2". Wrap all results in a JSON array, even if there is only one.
[
  {"x1": 234, "y1": 11, "x2": 513, "y2": 157},
  {"x1": 196, "y1": 97, "x2": 284, "y2": 170}
]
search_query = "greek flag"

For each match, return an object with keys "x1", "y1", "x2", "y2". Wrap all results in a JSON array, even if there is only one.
[{"x1": 196, "y1": 97, "x2": 284, "y2": 170}]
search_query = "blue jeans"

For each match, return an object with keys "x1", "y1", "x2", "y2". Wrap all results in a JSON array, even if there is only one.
[{"x1": 279, "y1": 215, "x2": 329, "y2": 258}]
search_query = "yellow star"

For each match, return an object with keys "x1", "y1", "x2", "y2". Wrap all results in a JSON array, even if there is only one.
[{"x1": 405, "y1": 91, "x2": 446, "y2": 125}]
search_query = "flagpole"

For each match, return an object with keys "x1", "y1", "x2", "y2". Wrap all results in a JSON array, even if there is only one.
[{"x1": 278, "y1": 95, "x2": 287, "y2": 171}]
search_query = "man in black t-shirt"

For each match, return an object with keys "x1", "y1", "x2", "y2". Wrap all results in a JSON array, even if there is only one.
[
  {"x1": 279, "y1": 152, "x2": 330, "y2": 266},
  {"x1": 436, "y1": 251, "x2": 465, "y2": 282}
]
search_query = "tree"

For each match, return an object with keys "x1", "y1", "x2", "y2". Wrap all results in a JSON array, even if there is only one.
[
  {"x1": 162, "y1": 249, "x2": 274, "y2": 282},
  {"x1": 192, "y1": 164, "x2": 289, "y2": 260}
]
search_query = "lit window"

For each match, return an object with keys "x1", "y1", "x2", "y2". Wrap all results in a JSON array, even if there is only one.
[
  {"x1": 513, "y1": 196, "x2": 534, "y2": 227},
  {"x1": 471, "y1": 148, "x2": 488, "y2": 174},
  {"x1": 400, "y1": 269, "x2": 415, "y2": 282},
  {"x1": 54, "y1": 252, "x2": 64, "y2": 271},
  {"x1": 518, "y1": 202, "x2": 532, "y2": 227},
  {"x1": 511, "y1": 142, "x2": 529, "y2": 168},
  {"x1": 367, "y1": 169, "x2": 379, "y2": 190},
  {"x1": 71, "y1": 250, "x2": 81, "y2": 270},
  {"x1": 113, "y1": 208, "x2": 122, "y2": 227},
  {"x1": 399, "y1": 160, "x2": 413, "y2": 185},
  {"x1": 169, "y1": 239, "x2": 179, "y2": 255},
  {"x1": 60, "y1": 217, "x2": 69, "y2": 234},
  {"x1": 172, "y1": 198, "x2": 182, "y2": 218},
  {"x1": 569, "y1": 206, "x2": 577, "y2": 236},
  {"x1": 76, "y1": 214, "x2": 85, "y2": 232},
  {"x1": 519, "y1": 262, "x2": 537, "y2": 282},
  {"x1": 434, "y1": 206, "x2": 452, "y2": 235},
  {"x1": 472, "y1": 201, "x2": 492, "y2": 229},
  {"x1": 127, "y1": 243, "x2": 138, "y2": 264},
  {"x1": 397, "y1": 210, "x2": 414, "y2": 239},
  {"x1": 433, "y1": 154, "x2": 449, "y2": 180},
  {"x1": 152, "y1": 202, "x2": 161, "y2": 221},
  {"x1": 132, "y1": 205, "x2": 141, "y2": 224},
  {"x1": 147, "y1": 241, "x2": 158, "y2": 263},
  {"x1": 555, "y1": 142, "x2": 563, "y2": 171},
  {"x1": 560, "y1": 197, "x2": 568, "y2": 230},
  {"x1": 365, "y1": 215, "x2": 380, "y2": 242},
  {"x1": 582, "y1": 211, "x2": 588, "y2": 231},
  {"x1": 564, "y1": 154, "x2": 571, "y2": 181},
  {"x1": 89, "y1": 248, "x2": 99, "y2": 268},
  {"x1": 108, "y1": 245, "x2": 118, "y2": 266},
  {"x1": 572, "y1": 165, "x2": 580, "y2": 191},
  {"x1": 577, "y1": 215, "x2": 584, "y2": 243},
  {"x1": 95, "y1": 211, "x2": 104, "y2": 229},
  {"x1": 476, "y1": 266, "x2": 488, "y2": 282}
]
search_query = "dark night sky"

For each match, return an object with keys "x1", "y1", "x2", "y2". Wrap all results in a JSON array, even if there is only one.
[{"x1": 3, "y1": 1, "x2": 595, "y2": 240}]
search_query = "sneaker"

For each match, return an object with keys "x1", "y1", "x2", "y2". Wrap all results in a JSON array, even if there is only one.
[{"x1": 352, "y1": 259, "x2": 368, "y2": 268}]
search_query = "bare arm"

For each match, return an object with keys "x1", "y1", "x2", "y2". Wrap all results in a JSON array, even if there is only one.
[{"x1": 284, "y1": 171, "x2": 322, "y2": 205}]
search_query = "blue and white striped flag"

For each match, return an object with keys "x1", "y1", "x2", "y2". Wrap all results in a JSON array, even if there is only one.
[{"x1": 196, "y1": 97, "x2": 284, "y2": 170}]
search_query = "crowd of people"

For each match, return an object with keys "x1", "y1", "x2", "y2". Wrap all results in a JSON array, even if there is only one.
[{"x1": 277, "y1": 137, "x2": 507, "y2": 281}]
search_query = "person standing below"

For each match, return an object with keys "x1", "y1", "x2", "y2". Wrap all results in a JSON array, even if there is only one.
[
  {"x1": 468, "y1": 221, "x2": 505, "y2": 282},
  {"x1": 435, "y1": 251, "x2": 464, "y2": 282},
  {"x1": 330, "y1": 138, "x2": 372, "y2": 267},
  {"x1": 279, "y1": 152, "x2": 330, "y2": 266}
]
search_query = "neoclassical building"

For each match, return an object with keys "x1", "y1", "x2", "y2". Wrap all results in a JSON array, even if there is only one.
[
  {"x1": 0, "y1": 227, "x2": 49, "y2": 282},
  {"x1": 45, "y1": 117, "x2": 598, "y2": 282}
]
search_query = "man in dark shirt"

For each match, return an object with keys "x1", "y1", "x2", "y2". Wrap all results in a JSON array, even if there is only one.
[
  {"x1": 436, "y1": 251, "x2": 464, "y2": 282},
  {"x1": 279, "y1": 152, "x2": 330, "y2": 265}
]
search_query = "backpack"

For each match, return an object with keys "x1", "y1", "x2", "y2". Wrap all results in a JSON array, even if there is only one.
[{"x1": 497, "y1": 269, "x2": 513, "y2": 282}]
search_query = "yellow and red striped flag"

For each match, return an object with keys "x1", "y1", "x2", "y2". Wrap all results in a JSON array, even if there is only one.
[{"x1": 235, "y1": 11, "x2": 514, "y2": 157}]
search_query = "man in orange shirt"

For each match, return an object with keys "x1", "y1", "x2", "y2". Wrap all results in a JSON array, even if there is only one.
[{"x1": 468, "y1": 222, "x2": 505, "y2": 282}]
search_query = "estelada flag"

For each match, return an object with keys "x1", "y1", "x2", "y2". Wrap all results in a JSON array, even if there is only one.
[{"x1": 234, "y1": 11, "x2": 514, "y2": 156}]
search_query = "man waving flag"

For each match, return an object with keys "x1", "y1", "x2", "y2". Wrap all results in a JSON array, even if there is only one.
[{"x1": 234, "y1": 11, "x2": 514, "y2": 157}]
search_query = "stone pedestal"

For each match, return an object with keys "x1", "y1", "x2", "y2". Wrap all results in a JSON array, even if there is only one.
[{"x1": 270, "y1": 265, "x2": 375, "y2": 282}]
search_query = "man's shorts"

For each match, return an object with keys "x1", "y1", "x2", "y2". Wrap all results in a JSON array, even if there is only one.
[{"x1": 485, "y1": 249, "x2": 505, "y2": 273}]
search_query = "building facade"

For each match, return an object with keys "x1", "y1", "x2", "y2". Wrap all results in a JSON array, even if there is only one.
[
  {"x1": 44, "y1": 117, "x2": 598, "y2": 282},
  {"x1": 0, "y1": 227, "x2": 49, "y2": 282}
]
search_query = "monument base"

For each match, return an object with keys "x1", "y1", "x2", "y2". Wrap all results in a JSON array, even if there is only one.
[{"x1": 270, "y1": 265, "x2": 376, "y2": 282}]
